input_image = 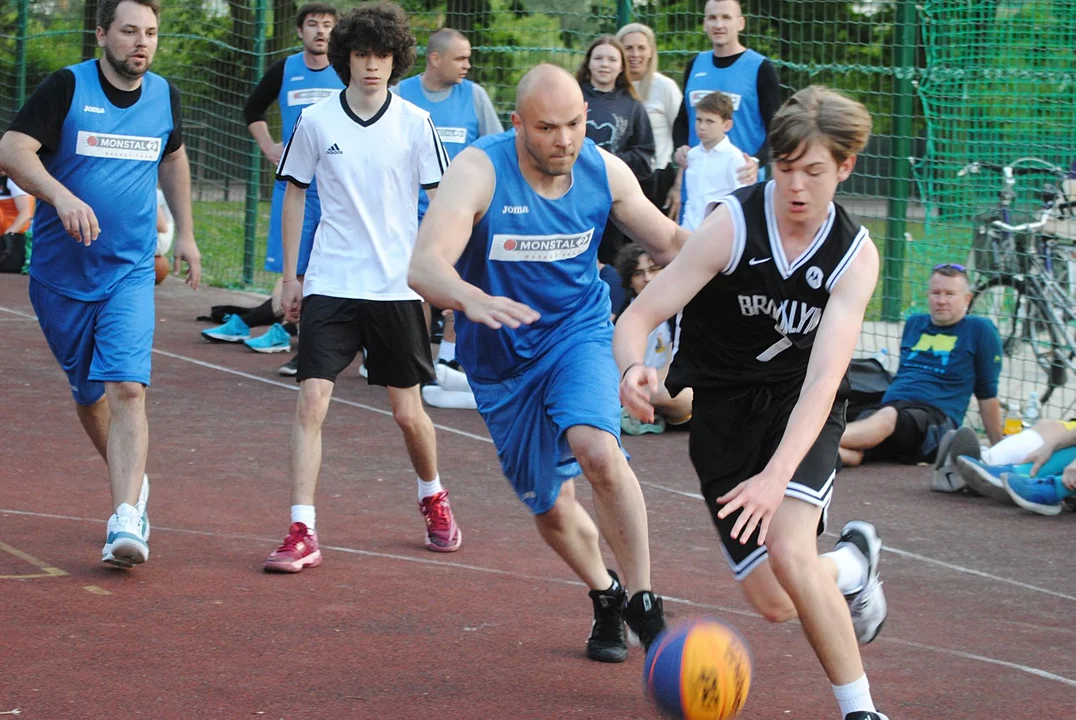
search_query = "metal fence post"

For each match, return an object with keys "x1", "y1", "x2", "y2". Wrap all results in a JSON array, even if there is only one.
[
  {"x1": 882, "y1": 0, "x2": 917, "y2": 321},
  {"x1": 242, "y1": 0, "x2": 268, "y2": 287},
  {"x1": 616, "y1": 0, "x2": 632, "y2": 29},
  {"x1": 16, "y1": 0, "x2": 29, "y2": 108}
]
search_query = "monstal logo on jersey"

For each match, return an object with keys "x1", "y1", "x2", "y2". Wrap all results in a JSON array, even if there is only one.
[
  {"x1": 286, "y1": 88, "x2": 337, "y2": 107},
  {"x1": 738, "y1": 294, "x2": 822, "y2": 336},
  {"x1": 490, "y1": 229, "x2": 594, "y2": 263},
  {"x1": 75, "y1": 131, "x2": 161, "y2": 161}
]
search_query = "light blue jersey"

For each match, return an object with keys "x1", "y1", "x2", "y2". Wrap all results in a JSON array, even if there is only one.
[
  {"x1": 396, "y1": 77, "x2": 480, "y2": 222},
  {"x1": 454, "y1": 131, "x2": 614, "y2": 382},
  {"x1": 31, "y1": 59, "x2": 172, "y2": 301},
  {"x1": 684, "y1": 49, "x2": 767, "y2": 156}
]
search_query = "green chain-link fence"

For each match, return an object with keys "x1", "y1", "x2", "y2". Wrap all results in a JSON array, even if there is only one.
[{"x1": 1, "y1": 0, "x2": 1074, "y2": 417}]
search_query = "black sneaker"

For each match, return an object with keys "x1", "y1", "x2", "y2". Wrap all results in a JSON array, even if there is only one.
[
  {"x1": 437, "y1": 358, "x2": 463, "y2": 372},
  {"x1": 278, "y1": 355, "x2": 298, "y2": 377},
  {"x1": 586, "y1": 570, "x2": 628, "y2": 663},
  {"x1": 845, "y1": 712, "x2": 889, "y2": 720},
  {"x1": 624, "y1": 589, "x2": 667, "y2": 652}
]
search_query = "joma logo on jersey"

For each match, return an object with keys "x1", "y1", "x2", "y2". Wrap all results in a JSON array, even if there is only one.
[
  {"x1": 490, "y1": 229, "x2": 594, "y2": 263},
  {"x1": 502, "y1": 205, "x2": 529, "y2": 214},
  {"x1": 82, "y1": 105, "x2": 105, "y2": 114},
  {"x1": 75, "y1": 131, "x2": 161, "y2": 161},
  {"x1": 286, "y1": 88, "x2": 337, "y2": 107},
  {"x1": 738, "y1": 295, "x2": 822, "y2": 336}
]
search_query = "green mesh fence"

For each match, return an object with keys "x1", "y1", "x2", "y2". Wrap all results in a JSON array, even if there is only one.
[{"x1": 1, "y1": 0, "x2": 1074, "y2": 418}]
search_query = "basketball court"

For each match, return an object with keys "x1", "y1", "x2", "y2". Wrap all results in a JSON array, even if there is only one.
[{"x1": 1, "y1": 273, "x2": 1073, "y2": 718}]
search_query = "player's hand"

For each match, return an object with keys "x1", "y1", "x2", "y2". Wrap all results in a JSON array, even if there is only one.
[
  {"x1": 1025, "y1": 441, "x2": 1057, "y2": 476},
  {"x1": 263, "y1": 142, "x2": 284, "y2": 168},
  {"x1": 461, "y1": 293, "x2": 539, "y2": 330},
  {"x1": 737, "y1": 154, "x2": 759, "y2": 185},
  {"x1": 1063, "y1": 460, "x2": 1076, "y2": 491},
  {"x1": 716, "y1": 467, "x2": 788, "y2": 546},
  {"x1": 172, "y1": 235, "x2": 202, "y2": 290},
  {"x1": 55, "y1": 192, "x2": 100, "y2": 245},
  {"x1": 619, "y1": 363, "x2": 659, "y2": 423},
  {"x1": 664, "y1": 184, "x2": 681, "y2": 221},
  {"x1": 673, "y1": 145, "x2": 690, "y2": 169},
  {"x1": 281, "y1": 279, "x2": 303, "y2": 324}
]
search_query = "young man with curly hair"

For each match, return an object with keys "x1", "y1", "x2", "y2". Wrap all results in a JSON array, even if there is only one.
[{"x1": 264, "y1": 2, "x2": 461, "y2": 573}]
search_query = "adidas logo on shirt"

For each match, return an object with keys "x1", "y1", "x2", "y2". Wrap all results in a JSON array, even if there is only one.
[{"x1": 325, "y1": 143, "x2": 343, "y2": 155}]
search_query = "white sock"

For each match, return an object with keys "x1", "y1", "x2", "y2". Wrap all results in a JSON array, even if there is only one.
[
  {"x1": 833, "y1": 675, "x2": 875, "y2": 716},
  {"x1": 824, "y1": 544, "x2": 868, "y2": 595},
  {"x1": 418, "y1": 474, "x2": 444, "y2": 500},
  {"x1": 437, "y1": 340, "x2": 456, "y2": 363},
  {"x1": 980, "y1": 429, "x2": 1043, "y2": 465},
  {"x1": 291, "y1": 504, "x2": 316, "y2": 530},
  {"x1": 115, "y1": 502, "x2": 139, "y2": 519}
]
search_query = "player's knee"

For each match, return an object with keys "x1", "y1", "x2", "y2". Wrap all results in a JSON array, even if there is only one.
[
  {"x1": 766, "y1": 536, "x2": 816, "y2": 590},
  {"x1": 295, "y1": 383, "x2": 332, "y2": 426},
  {"x1": 574, "y1": 443, "x2": 621, "y2": 484},
  {"x1": 106, "y1": 381, "x2": 145, "y2": 406},
  {"x1": 747, "y1": 593, "x2": 797, "y2": 624},
  {"x1": 392, "y1": 403, "x2": 427, "y2": 435}
]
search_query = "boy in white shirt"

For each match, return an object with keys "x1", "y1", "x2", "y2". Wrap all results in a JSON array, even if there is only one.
[{"x1": 681, "y1": 91, "x2": 746, "y2": 231}]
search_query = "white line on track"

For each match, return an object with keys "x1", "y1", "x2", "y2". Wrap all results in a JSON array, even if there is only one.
[{"x1": 2, "y1": 505, "x2": 1074, "y2": 688}]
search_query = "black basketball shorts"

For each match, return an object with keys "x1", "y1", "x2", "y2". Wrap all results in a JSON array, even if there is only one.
[
  {"x1": 856, "y1": 400, "x2": 955, "y2": 464},
  {"x1": 689, "y1": 386, "x2": 846, "y2": 581},
  {"x1": 296, "y1": 295, "x2": 435, "y2": 388}
]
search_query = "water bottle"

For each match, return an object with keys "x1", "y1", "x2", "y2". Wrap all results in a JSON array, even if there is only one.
[
  {"x1": 872, "y1": 347, "x2": 892, "y2": 372},
  {"x1": 1024, "y1": 391, "x2": 1042, "y2": 426}
]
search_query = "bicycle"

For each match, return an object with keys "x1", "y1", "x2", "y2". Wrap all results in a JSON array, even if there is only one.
[{"x1": 964, "y1": 157, "x2": 1076, "y2": 403}]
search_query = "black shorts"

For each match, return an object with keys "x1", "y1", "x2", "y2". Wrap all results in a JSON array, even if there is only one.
[
  {"x1": 296, "y1": 296, "x2": 435, "y2": 387},
  {"x1": 690, "y1": 386, "x2": 845, "y2": 581},
  {"x1": 857, "y1": 401, "x2": 955, "y2": 464}
]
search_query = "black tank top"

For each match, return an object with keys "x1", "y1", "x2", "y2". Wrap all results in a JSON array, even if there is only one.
[{"x1": 668, "y1": 181, "x2": 870, "y2": 396}]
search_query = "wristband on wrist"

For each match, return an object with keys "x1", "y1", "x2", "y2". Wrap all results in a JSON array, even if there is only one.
[{"x1": 620, "y1": 362, "x2": 643, "y2": 382}]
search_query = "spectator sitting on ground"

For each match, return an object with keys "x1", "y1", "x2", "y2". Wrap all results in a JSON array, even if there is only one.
[
  {"x1": 681, "y1": 91, "x2": 746, "y2": 232},
  {"x1": 614, "y1": 243, "x2": 692, "y2": 435},
  {"x1": 839, "y1": 263, "x2": 1004, "y2": 467}
]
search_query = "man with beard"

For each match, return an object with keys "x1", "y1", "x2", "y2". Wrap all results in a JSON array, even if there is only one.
[
  {"x1": 0, "y1": 0, "x2": 200, "y2": 568},
  {"x1": 202, "y1": 4, "x2": 343, "y2": 376}
]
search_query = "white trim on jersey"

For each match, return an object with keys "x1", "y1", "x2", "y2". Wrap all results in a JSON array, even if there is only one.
[
  {"x1": 717, "y1": 194, "x2": 747, "y2": 275},
  {"x1": 764, "y1": 181, "x2": 836, "y2": 279},
  {"x1": 825, "y1": 225, "x2": 871, "y2": 292}
]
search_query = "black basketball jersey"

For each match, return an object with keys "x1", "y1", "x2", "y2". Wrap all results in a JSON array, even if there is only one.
[{"x1": 668, "y1": 181, "x2": 870, "y2": 395}]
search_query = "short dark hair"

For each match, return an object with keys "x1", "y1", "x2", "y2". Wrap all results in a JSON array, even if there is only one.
[
  {"x1": 329, "y1": 2, "x2": 416, "y2": 87},
  {"x1": 615, "y1": 243, "x2": 647, "y2": 291},
  {"x1": 297, "y1": 3, "x2": 338, "y2": 28},
  {"x1": 695, "y1": 91, "x2": 734, "y2": 121},
  {"x1": 97, "y1": 0, "x2": 160, "y2": 32},
  {"x1": 427, "y1": 27, "x2": 467, "y2": 58}
]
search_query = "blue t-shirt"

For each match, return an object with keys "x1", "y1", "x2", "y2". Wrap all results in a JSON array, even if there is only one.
[{"x1": 883, "y1": 314, "x2": 1003, "y2": 425}]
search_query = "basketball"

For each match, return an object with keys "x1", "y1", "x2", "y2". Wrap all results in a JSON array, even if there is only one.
[
  {"x1": 155, "y1": 255, "x2": 170, "y2": 285},
  {"x1": 643, "y1": 618, "x2": 752, "y2": 720}
]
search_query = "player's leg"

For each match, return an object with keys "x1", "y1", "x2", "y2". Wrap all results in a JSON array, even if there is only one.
[
  {"x1": 650, "y1": 365, "x2": 692, "y2": 424},
  {"x1": 363, "y1": 300, "x2": 460, "y2": 552},
  {"x1": 265, "y1": 295, "x2": 361, "y2": 572},
  {"x1": 277, "y1": 190, "x2": 320, "y2": 374},
  {"x1": 840, "y1": 406, "x2": 898, "y2": 451},
  {"x1": 75, "y1": 396, "x2": 110, "y2": 459}
]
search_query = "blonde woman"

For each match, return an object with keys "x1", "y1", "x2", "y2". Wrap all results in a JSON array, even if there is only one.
[{"x1": 616, "y1": 23, "x2": 683, "y2": 215}]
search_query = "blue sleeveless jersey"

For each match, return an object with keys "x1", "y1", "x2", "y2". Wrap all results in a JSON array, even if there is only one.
[
  {"x1": 684, "y1": 50, "x2": 767, "y2": 155},
  {"x1": 396, "y1": 77, "x2": 480, "y2": 221},
  {"x1": 454, "y1": 131, "x2": 614, "y2": 382},
  {"x1": 31, "y1": 60, "x2": 172, "y2": 301},
  {"x1": 278, "y1": 53, "x2": 343, "y2": 146}
]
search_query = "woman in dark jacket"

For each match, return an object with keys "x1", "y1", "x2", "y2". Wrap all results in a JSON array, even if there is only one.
[{"x1": 575, "y1": 35, "x2": 655, "y2": 265}]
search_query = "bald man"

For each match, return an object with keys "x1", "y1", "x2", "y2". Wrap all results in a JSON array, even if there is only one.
[{"x1": 409, "y1": 64, "x2": 689, "y2": 663}]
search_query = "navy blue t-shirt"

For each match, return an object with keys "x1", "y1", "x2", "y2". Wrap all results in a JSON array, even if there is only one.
[{"x1": 883, "y1": 314, "x2": 1003, "y2": 425}]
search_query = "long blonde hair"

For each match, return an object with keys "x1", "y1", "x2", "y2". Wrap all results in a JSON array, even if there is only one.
[{"x1": 615, "y1": 23, "x2": 658, "y2": 102}]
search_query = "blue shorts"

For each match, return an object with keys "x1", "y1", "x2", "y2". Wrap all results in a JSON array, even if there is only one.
[
  {"x1": 265, "y1": 178, "x2": 320, "y2": 275},
  {"x1": 29, "y1": 271, "x2": 155, "y2": 406},
  {"x1": 469, "y1": 337, "x2": 623, "y2": 515}
]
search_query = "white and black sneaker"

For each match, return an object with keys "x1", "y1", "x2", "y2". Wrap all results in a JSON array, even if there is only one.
[
  {"x1": 836, "y1": 521, "x2": 887, "y2": 644},
  {"x1": 278, "y1": 355, "x2": 298, "y2": 377},
  {"x1": 932, "y1": 426, "x2": 980, "y2": 493},
  {"x1": 845, "y1": 713, "x2": 890, "y2": 720}
]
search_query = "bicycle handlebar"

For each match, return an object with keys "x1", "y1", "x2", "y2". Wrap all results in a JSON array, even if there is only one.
[{"x1": 957, "y1": 158, "x2": 1068, "y2": 179}]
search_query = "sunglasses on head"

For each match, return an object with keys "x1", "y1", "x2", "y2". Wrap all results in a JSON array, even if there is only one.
[{"x1": 933, "y1": 263, "x2": 967, "y2": 273}]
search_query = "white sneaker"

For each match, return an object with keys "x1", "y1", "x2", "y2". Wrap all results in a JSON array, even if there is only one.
[
  {"x1": 422, "y1": 384, "x2": 478, "y2": 410},
  {"x1": 435, "y1": 363, "x2": 471, "y2": 392},
  {"x1": 137, "y1": 474, "x2": 151, "y2": 542},
  {"x1": 932, "y1": 426, "x2": 979, "y2": 492},
  {"x1": 835, "y1": 521, "x2": 887, "y2": 644},
  {"x1": 102, "y1": 513, "x2": 150, "y2": 568}
]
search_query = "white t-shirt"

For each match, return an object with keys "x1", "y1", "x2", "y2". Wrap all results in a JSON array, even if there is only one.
[
  {"x1": 0, "y1": 177, "x2": 26, "y2": 199},
  {"x1": 644, "y1": 317, "x2": 674, "y2": 370},
  {"x1": 634, "y1": 73, "x2": 682, "y2": 171},
  {"x1": 682, "y1": 137, "x2": 746, "y2": 231},
  {"x1": 277, "y1": 91, "x2": 449, "y2": 300},
  {"x1": 156, "y1": 188, "x2": 174, "y2": 255}
]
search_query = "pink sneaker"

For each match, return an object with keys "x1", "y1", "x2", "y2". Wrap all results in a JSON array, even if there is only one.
[
  {"x1": 419, "y1": 490, "x2": 462, "y2": 552},
  {"x1": 264, "y1": 522, "x2": 322, "y2": 572}
]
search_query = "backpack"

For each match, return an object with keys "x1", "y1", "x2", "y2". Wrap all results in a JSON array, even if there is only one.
[
  {"x1": 0, "y1": 233, "x2": 26, "y2": 274},
  {"x1": 838, "y1": 357, "x2": 894, "y2": 419}
]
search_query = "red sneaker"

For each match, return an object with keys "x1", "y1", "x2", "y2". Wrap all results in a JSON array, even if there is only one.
[
  {"x1": 264, "y1": 522, "x2": 322, "y2": 573},
  {"x1": 419, "y1": 490, "x2": 462, "y2": 552}
]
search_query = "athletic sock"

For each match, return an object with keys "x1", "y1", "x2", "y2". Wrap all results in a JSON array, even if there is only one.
[
  {"x1": 283, "y1": 322, "x2": 299, "y2": 337},
  {"x1": 418, "y1": 475, "x2": 444, "y2": 500},
  {"x1": 291, "y1": 504, "x2": 316, "y2": 530},
  {"x1": 437, "y1": 340, "x2": 456, "y2": 363},
  {"x1": 980, "y1": 429, "x2": 1043, "y2": 465},
  {"x1": 240, "y1": 298, "x2": 278, "y2": 329},
  {"x1": 824, "y1": 544, "x2": 868, "y2": 595},
  {"x1": 833, "y1": 675, "x2": 875, "y2": 716}
]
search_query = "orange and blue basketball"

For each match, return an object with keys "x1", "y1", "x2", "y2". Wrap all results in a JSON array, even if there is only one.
[{"x1": 643, "y1": 618, "x2": 752, "y2": 720}]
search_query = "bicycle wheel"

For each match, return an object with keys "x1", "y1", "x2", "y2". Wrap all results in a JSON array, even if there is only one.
[{"x1": 971, "y1": 276, "x2": 1024, "y2": 355}]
